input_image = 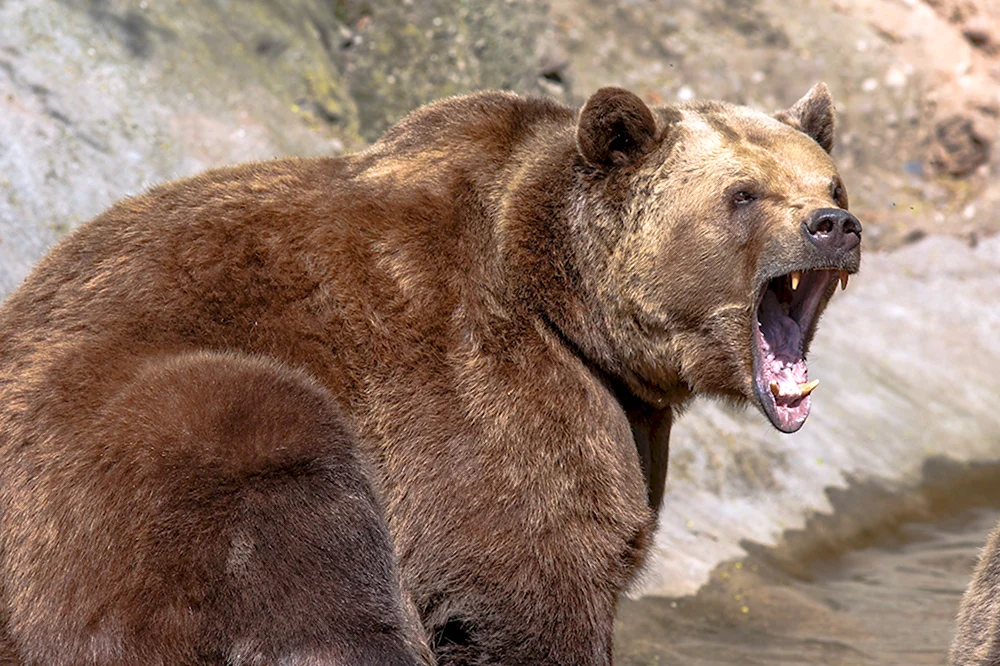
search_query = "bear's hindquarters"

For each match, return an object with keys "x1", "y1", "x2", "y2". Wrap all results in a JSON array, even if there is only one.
[{"x1": 2, "y1": 351, "x2": 425, "y2": 666}]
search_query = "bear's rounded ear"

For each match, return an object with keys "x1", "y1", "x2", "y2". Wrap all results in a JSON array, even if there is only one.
[
  {"x1": 773, "y1": 82, "x2": 835, "y2": 153},
  {"x1": 577, "y1": 87, "x2": 658, "y2": 168}
]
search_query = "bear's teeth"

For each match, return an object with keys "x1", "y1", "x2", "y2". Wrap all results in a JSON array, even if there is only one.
[
  {"x1": 839, "y1": 270, "x2": 849, "y2": 290},
  {"x1": 798, "y1": 379, "x2": 819, "y2": 396},
  {"x1": 770, "y1": 379, "x2": 818, "y2": 399},
  {"x1": 790, "y1": 271, "x2": 801, "y2": 291}
]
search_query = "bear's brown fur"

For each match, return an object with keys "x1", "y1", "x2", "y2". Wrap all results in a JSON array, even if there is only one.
[
  {"x1": 951, "y1": 521, "x2": 1000, "y2": 665},
  {"x1": 0, "y1": 84, "x2": 860, "y2": 665}
]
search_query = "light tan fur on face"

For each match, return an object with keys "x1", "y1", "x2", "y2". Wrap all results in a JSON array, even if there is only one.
[{"x1": 578, "y1": 102, "x2": 845, "y2": 405}]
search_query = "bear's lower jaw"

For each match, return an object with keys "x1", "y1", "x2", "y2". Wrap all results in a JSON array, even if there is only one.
[{"x1": 751, "y1": 268, "x2": 840, "y2": 433}]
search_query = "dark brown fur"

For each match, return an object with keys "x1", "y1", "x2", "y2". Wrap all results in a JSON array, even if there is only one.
[
  {"x1": 952, "y1": 522, "x2": 1000, "y2": 665},
  {"x1": 0, "y1": 86, "x2": 853, "y2": 665}
]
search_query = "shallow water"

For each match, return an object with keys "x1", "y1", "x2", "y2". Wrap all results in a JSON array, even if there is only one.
[{"x1": 615, "y1": 466, "x2": 1000, "y2": 665}]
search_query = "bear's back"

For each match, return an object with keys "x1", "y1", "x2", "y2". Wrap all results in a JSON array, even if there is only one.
[{"x1": 0, "y1": 91, "x2": 576, "y2": 453}]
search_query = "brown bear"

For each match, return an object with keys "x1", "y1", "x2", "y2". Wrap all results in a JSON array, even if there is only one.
[
  {"x1": 0, "y1": 83, "x2": 861, "y2": 665},
  {"x1": 951, "y1": 521, "x2": 1000, "y2": 665}
]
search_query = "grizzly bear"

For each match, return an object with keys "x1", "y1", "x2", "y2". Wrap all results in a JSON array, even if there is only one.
[
  {"x1": 0, "y1": 83, "x2": 861, "y2": 665},
  {"x1": 951, "y1": 520, "x2": 1000, "y2": 665}
]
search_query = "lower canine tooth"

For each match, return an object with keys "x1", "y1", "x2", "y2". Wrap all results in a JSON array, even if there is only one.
[
  {"x1": 798, "y1": 379, "x2": 820, "y2": 396},
  {"x1": 839, "y1": 270, "x2": 849, "y2": 290},
  {"x1": 769, "y1": 381, "x2": 780, "y2": 397}
]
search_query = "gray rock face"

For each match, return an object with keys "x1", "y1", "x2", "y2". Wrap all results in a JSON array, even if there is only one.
[
  {"x1": 0, "y1": 0, "x2": 341, "y2": 297},
  {"x1": 337, "y1": 0, "x2": 560, "y2": 141},
  {"x1": 0, "y1": 0, "x2": 558, "y2": 298}
]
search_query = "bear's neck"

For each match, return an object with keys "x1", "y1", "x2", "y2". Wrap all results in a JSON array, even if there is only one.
[
  {"x1": 364, "y1": 90, "x2": 692, "y2": 412},
  {"x1": 494, "y1": 128, "x2": 692, "y2": 413}
]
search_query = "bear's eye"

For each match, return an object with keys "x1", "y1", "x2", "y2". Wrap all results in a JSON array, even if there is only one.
[
  {"x1": 732, "y1": 191, "x2": 759, "y2": 206},
  {"x1": 832, "y1": 180, "x2": 849, "y2": 209}
]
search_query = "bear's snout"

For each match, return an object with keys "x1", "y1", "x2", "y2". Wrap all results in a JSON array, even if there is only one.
[{"x1": 801, "y1": 207, "x2": 862, "y2": 254}]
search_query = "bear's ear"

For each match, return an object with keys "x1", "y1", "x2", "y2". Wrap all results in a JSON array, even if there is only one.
[
  {"x1": 577, "y1": 87, "x2": 658, "y2": 168},
  {"x1": 773, "y1": 82, "x2": 835, "y2": 154}
]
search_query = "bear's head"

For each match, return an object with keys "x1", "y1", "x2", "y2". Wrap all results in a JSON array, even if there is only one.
[{"x1": 568, "y1": 84, "x2": 861, "y2": 433}]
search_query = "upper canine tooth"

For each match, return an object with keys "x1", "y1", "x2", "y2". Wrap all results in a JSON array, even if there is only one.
[
  {"x1": 769, "y1": 381, "x2": 780, "y2": 397},
  {"x1": 798, "y1": 379, "x2": 820, "y2": 396},
  {"x1": 839, "y1": 270, "x2": 849, "y2": 290},
  {"x1": 790, "y1": 271, "x2": 801, "y2": 291}
]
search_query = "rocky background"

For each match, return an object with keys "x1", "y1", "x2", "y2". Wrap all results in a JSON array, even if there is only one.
[
  {"x1": 2, "y1": 0, "x2": 1000, "y2": 603},
  {"x1": 5, "y1": 0, "x2": 1000, "y2": 296}
]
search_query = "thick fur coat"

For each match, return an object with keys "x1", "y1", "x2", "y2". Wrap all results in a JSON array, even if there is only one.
[
  {"x1": 0, "y1": 85, "x2": 860, "y2": 665},
  {"x1": 952, "y1": 522, "x2": 1000, "y2": 665}
]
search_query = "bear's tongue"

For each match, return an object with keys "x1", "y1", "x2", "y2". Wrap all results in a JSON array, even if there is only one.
[{"x1": 755, "y1": 289, "x2": 812, "y2": 429}]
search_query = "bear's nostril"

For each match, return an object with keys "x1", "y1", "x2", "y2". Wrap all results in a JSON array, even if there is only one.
[
  {"x1": 806, "y1": 209, "x2": 843, "y2": 237},
  {"x1": 803, "y1": 208, "x2": 861, "y2": 252},
  {"x1": 843, "y1": 214, "x2": 862, "y2": 237}
]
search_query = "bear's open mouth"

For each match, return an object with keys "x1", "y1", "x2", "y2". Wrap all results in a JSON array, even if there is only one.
[{"x1": 751, "y1": 268, "x2": 847, "y2": 433}]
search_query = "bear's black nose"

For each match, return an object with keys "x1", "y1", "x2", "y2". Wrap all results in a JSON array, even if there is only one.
[{"x1": 802, "y1": 208, "x2": 862, "y2": 252}]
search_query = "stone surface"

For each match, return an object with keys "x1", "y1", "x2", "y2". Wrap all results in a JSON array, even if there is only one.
[
  {"x1": 0, "y1": 0, "x2": 558, "y2": 298},
  {"x1": 337, "y1": 0, "x2": 561, "y2": 141}
]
